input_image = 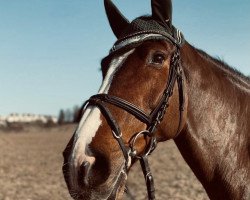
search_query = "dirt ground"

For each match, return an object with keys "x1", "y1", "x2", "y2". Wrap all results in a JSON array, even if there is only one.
[{"x1": 0, "y1": 125, "x2": 209, "y2": 200}]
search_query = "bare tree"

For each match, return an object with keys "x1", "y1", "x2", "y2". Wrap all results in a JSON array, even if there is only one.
[
  {"x1": 73, "y1": 105, "x2": 81, "y2": 123},
  {"x1": 58, "y1": 109, "x2": 65, "y2": 125}
]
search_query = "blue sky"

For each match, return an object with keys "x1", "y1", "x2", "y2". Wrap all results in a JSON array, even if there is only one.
[{"x1": 0, "y1": 0, "x2": 249, "y2": 116}]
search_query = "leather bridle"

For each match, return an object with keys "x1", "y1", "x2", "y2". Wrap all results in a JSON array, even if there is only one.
[{"x1": 79, "y1": 35, "x2": 185, "y2": 200}]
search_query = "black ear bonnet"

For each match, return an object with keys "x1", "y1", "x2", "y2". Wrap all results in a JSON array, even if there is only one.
[{"x1": 104, "y1": 0, "x2": 185, "y2": 54}]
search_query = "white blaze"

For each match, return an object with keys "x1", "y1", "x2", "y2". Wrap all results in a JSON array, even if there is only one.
[{"x1": 71, "y1": 50, "x2": 134, "y2": 162}]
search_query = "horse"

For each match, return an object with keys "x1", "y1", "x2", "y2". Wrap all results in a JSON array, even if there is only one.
[{"x1": 62, "y1": 0, "x2": 250, "y2": 199}]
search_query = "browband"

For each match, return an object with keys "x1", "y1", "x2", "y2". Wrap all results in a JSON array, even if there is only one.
[{"x1": 110, "y1": 28, "x2": 185, "y2": 54}]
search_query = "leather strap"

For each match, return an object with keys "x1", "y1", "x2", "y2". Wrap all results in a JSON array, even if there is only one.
[
  {"x1": 140, "y1": 156, "x2": 156, "y2": 200},
  {"x1": 90, "y1": 94, "x2": 151, "y2": 125},
  {"x1": 78, "y1": 49, "x2": 184, "y2": 199}
]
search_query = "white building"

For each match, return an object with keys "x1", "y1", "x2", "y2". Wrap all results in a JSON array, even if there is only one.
[
  {"x1": 0, "y1": 116, "x2": 7, "y2": 127},
  {"x1": 0, "y1": 113, "x2": 58, "y2": 126}
]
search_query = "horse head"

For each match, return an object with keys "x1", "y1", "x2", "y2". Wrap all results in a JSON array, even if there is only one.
[{"x1": 63, "y1": 0, "x2": 188, "y2": 199}]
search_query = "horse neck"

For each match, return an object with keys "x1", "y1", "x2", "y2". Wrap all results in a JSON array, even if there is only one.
[{"x1": 174, "y1": 43, "x2": 250, "y2": 200}]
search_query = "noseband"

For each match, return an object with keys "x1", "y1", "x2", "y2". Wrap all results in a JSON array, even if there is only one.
[{"x1": 79, "y1": 33, "x2": 185, "y2": 199}]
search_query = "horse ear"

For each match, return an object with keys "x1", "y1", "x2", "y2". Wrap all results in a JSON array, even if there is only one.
[
  {"x1": 151, "y1": 0, "x2": 172, "y2": 28},
  {"x1": 104, "y1": 0, "x2": 130, "y2": 38}
]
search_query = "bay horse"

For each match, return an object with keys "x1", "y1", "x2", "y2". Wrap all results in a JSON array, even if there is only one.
[{"x1": 63, "y1": 0, "x2": 250, "y2": 199}]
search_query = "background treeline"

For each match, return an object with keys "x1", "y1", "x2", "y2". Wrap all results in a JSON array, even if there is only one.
[{"x1": 58, "y1": 105, "x2": 81, "y2": 124}]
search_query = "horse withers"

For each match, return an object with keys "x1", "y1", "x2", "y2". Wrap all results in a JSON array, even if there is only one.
[{"x1": 63, "y1": 0, "x2": 250, "y2": 199}]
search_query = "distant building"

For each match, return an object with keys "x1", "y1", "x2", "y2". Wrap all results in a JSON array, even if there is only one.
[
  {"x1": 0, "y1": 113, "x2": 58, "y2": 127},
  {"x1": 0, "y1": 116, "x2": 7, "y2": 127}
]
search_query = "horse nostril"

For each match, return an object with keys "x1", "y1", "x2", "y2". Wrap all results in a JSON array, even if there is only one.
[{"x1": 79, "y1": 161, "x2": 90, "y2": 187}]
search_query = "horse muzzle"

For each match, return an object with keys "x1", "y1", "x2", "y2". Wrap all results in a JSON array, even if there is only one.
[{"x1": 62, "y1": 137, "x2": 127, "y2": 200}]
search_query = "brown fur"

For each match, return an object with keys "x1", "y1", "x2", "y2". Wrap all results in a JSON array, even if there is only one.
[
  {"x1": 175, "y1": 42, "x2": 250, "y2": 199},
  {"x1": 63, "y1": 40, "x2": 250, "y2": 199}
]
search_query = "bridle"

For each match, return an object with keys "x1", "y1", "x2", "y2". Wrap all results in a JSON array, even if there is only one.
[{"x1": 78, "y1": 32, "x2": 185, "y2": 200}]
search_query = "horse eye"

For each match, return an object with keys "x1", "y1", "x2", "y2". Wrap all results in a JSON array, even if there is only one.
[{"x1": 151, "y1": 53, "x2": 166, "y2": 65}]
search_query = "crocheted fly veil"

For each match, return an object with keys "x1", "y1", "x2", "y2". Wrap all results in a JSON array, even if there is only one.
[{"x1": 104, "y1": 0, "x2": 185, "y2": 54}]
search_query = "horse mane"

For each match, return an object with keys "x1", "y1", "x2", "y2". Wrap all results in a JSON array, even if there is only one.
[
  {"x1": 195, "y1": 48, "x2": 250, "y2": 83},
  {"x1": 133, "y1": 17, "x2": 249, "y2": 83}
]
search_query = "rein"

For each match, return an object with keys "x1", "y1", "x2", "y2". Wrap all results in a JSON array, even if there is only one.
[{"x1": 79, "y1": 47, "x2": 184, "y2": 199}]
